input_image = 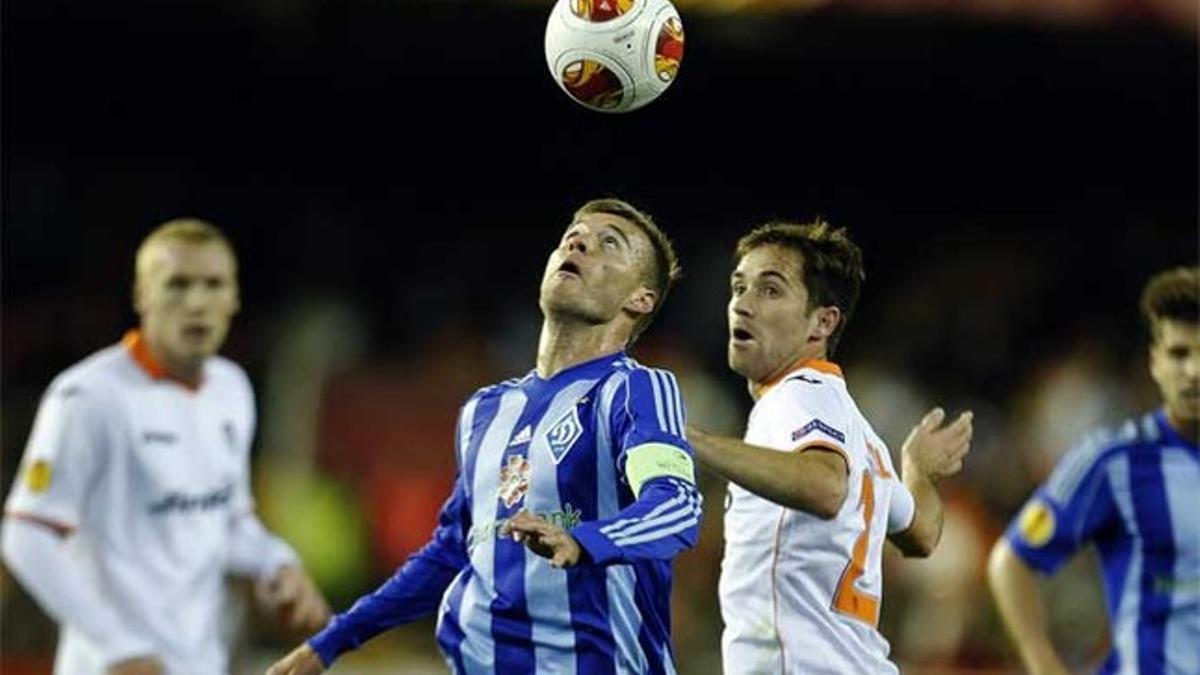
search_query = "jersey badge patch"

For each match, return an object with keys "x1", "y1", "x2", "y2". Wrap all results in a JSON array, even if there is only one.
[
  {"x1": 792, "y1": 418, "x2": 846, "y2": 444},
  {"x1": 1018, "y1": 499, "x2": 1056, "y2": 547},
  {"x1": 24, "y1": 460, "x2": 53, "y2": 493},
  {"x1": 546, "y1": 407, "x2": 583, "y2": 464},
  {"x1": 498, "y1": 454, "x2": 532, "y2": 508}
]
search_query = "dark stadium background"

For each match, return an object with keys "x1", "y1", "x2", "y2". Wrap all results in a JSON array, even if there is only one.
[{"x1": 3, "y1": 0, "x2": 1196, "y2": 672}]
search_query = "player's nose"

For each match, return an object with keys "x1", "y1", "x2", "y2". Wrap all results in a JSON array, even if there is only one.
[
  {"x1": 730, "y1": 294, "x2": 753, "y2": 317},
  {"x1": 567, "y1": 237, "x2": 588, "y2": 255},
  {"x1": 182, "y1": 286, "x2": 213, "y2": 312},
  {"x1": 1183, "y1": 353, "x2": 1200, "y2": 378}
]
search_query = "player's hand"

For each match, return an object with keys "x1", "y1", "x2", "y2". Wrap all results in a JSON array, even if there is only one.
[
  {"x1": 257, "y1": 565, "x2": 332, "y2": 634},
  {"x1": 265, "y1": 643, "x2": 325, "y2": 675},
  {"x1": 504, "y1": 510, "x2": 583, "y2": 568},
  {"x1": 901, "y1": 407, "x2": 973, "y2": 481},
  {"x1": 107, "y1": 656, "x2": 165, "y2": 675}
]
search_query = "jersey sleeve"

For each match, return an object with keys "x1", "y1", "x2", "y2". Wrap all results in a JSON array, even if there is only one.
[
  {"x1": 768, "y1": 378, "x2": 853, "y2": 470},
  {"x1": 219, "y1": 367, "x2": 301, "y2": 579},
  {"x1": 228, "y1": 365, "x2": 258, "y2": 516},
  {"x1": 4, "y1": 376, "x2": 109, "y2": 530},
  {"x1": 1, "y1": 518, "x2": 158, "y2": 664},
  {"x1": 570, "y1": 368, "x2": 701, "y2": 566},
  {"x1": 307, "y1": 402, "x2": 474, "y2": 666},
  {"x1": 887, "y1": 480, "x2": 916, "y2": 534},
  {"x1": 1003, "y1": 434, "x2": 1120, "y2": 575}
]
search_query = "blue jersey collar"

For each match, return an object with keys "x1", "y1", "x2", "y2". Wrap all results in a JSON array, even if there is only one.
[{"x1": 524, "y1": 350, "x2": 627, "y2": 394}]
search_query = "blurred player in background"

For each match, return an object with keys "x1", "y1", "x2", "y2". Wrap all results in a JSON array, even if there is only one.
[
  {"x1": 1, "y1": 219, "x2": 329, "y2": 675},
  {"x1": 687, "y1": 220, "x2": 973, "y2": 674},
  {"x1": 267, "y1": 198, "x2": 702, "y2": 674},
  {"x1": 988, "y1": 266, "x2": 1199, "y2": 675}
]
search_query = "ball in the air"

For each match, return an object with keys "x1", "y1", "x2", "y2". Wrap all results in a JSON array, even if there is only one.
[{"x1": 544, "y1": 0, "x2": 684, "y2": 113}]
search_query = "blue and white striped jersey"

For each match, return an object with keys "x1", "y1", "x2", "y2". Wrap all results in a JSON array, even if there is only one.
[
  {"x1": 310, "y1": 351, "x2": 702, "y2": 674},
  {"x1": 1005, "y1": 409, "x2": 1200, "y2": 675}
]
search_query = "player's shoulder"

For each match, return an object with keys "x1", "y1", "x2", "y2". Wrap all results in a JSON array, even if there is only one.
[
  {"x1": 205, "y1": 355, "x2": 253, "y2": 392},
  {"x1": 44, "y1": 342, "x2": 136, "y2": 401},
  {"x1": 1043, "y1": 414, "x2": 1146, "y2": 501},
  {"x1": 762, "y1": 365, "x2": 848, "y2": 418},
  {"x1": 613, "y1": 356, "x2": 680, "y2": 388},
  {"x1": 606, "y1": 359, "x2": 685, "y2": 416},
  {"x1": 1066, "y1": 415, "x2": 1146, "y2": 465},
  {"x1": 783, "y1": 363, "x2": 844, "y2": 388},
  {"x1": 465, "y1": 371, "x2": 535, "y2": 405}
]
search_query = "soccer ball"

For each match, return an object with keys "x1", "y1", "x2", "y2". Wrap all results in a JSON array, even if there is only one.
[{"x1": 544, "y1": 0, "x2": 685, "y2": 113}]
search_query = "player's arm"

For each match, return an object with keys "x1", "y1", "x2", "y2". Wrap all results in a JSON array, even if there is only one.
[
  {"x1": 227, "y1": 512, "x2": 330, "y2": 633},
  {"x1": 693, "y1": 377, "x2": 857, "y2": 518},
  {"x1": 985, "y1": 432, "x2": 1118, "y2": 675},
  {"x1": 268, "y1": 397, "x2": 481, "y2": 673},
  {"x1": 2, "y1": 380, "x2": 161, "y2": 670},
  {"x1": 2, "y1": 518, "x2": 162, "y2": 671},
  {"x1": 295, "y1": 469, "x2": 470, "y2": 668},
  {"x1": 888, "y1": 407, "x2": 972, "y2": 557},
  {"x1": 987, "y1": 539, "x2": 1070, "y2": 675},
  {"x1": 224, "y1": 372, "x2": 330, "y2": 634},
  {"x1": 687, "y1": 427, "x2": 847, "y2": 518},
  {"x1": 510, "y1": 369, "x2": 702, "y2": 567}
]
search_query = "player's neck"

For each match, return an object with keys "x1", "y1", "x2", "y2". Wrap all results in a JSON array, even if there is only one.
[
  {"x1": 1164, "y1": 408, "x2": 1200, "y2": 445},
  {"x1": 536, "y1": 318, "x2": 627, "y2": 379},
  {"x1": 749, "y1": 346, "x2": 829, "y2": 401},
  {"x1": 142, "y1": 335, "x2": 205, "y2": 387}
]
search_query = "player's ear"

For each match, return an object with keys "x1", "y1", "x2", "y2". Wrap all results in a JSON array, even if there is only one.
[
  {"x1": 625, "y1": 285, "x2": 657, "y2": 317},
  {"x1": 810, "y1": 305, "x2": 841, "y2": 341},
  {"x1": 231, "y1": 281, "x2": 242, "y2": 315},
  {"x1": 132, "y1": 280, "x2": 147, "y2": 316}
]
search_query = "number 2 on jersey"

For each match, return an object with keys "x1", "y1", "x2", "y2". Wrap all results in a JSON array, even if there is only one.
[{"x1": 831, "y1": 469, "x2": 880, "y2": 627}]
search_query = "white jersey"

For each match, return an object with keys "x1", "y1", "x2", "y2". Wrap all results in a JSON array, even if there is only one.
[
  {"x1": 5, "y1": 332, "x2": 295, "y2": 675},
  {"x1": 719, "y1": 359, "x2": 915, "y2": 675}
]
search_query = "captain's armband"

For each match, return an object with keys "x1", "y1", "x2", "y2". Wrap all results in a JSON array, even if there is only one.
[{"x1": 625, "y1": 443, "x2": 695, "y2": 496}]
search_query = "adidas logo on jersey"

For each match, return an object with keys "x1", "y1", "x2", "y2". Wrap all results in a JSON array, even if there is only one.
[{"x1": 509, "y1": 425, "x2": 532, "y2": 447}]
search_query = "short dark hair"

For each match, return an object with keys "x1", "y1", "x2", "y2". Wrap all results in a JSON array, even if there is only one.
[
  {"x1": 734, "y1": 220, "x2": 865, "y2": 357},
  {"x1": 574, "y1": 198, "x2": 681, "y2": 343},
  {"x1": 1140, "y1": 266, "x2": 1199, "y2": 343}
]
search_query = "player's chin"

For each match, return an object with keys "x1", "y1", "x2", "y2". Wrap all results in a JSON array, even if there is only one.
[
  {"x1": 542, "y1": 295, "x2": 607, "y2": 324},
  {"x1": 726, "y1": 348, "x2": 758, "y2": 380},
  {"x1": 540, "y1": 285, "x2": 582, "y2": 311},
  {"x1": 1173, "y1": 392, "x2": 1200, "y2": 418}
]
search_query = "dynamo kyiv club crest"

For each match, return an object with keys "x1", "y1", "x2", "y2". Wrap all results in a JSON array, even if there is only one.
[{"x1": 546, "y1": 407, "x2": 583, "y2": 464}]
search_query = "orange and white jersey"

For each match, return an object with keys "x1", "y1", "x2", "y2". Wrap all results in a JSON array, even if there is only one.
[
  {"x1": 5, "y1": 332, "x2": 295, "y2": 675},
  {"x1": 719, "y1": 359, "x2": 915, "y2": 675}
]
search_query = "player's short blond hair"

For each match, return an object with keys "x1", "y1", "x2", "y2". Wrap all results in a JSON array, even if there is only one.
[
  {"x1": 1140, "y1": 266, "x2": 1199, "y2": 343},
  {"x1": 573, "y1": 198, "x2": 682, "y2": 344},
  {"x1": 734, "y1": 220, "x2": 865, "y2": 357},
  {"x1": 135, "y1": 218, "x2": 237, "y2": 284}
]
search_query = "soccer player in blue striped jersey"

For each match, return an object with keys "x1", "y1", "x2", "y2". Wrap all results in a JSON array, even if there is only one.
[
  {"x1": 988, "y1": 266, "x2": 1200, "y2": 675},
  {"x1": 267, "y1": 198, "x2": 702, "y2": 675}
]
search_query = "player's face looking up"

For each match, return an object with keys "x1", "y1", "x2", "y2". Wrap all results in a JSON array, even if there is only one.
[
  {"x1": 1149, "y1": 319, "x2": 1200, "y2": 426},
  {"x1": 135, "y1": 239, "x2": 240, "y2": 373},
  {"x1": 539, "y1": 212, "x2": 658, "y2": 329},
  {"x1": 727, "y1": 244, "x2": 841, "y2": 386}
]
